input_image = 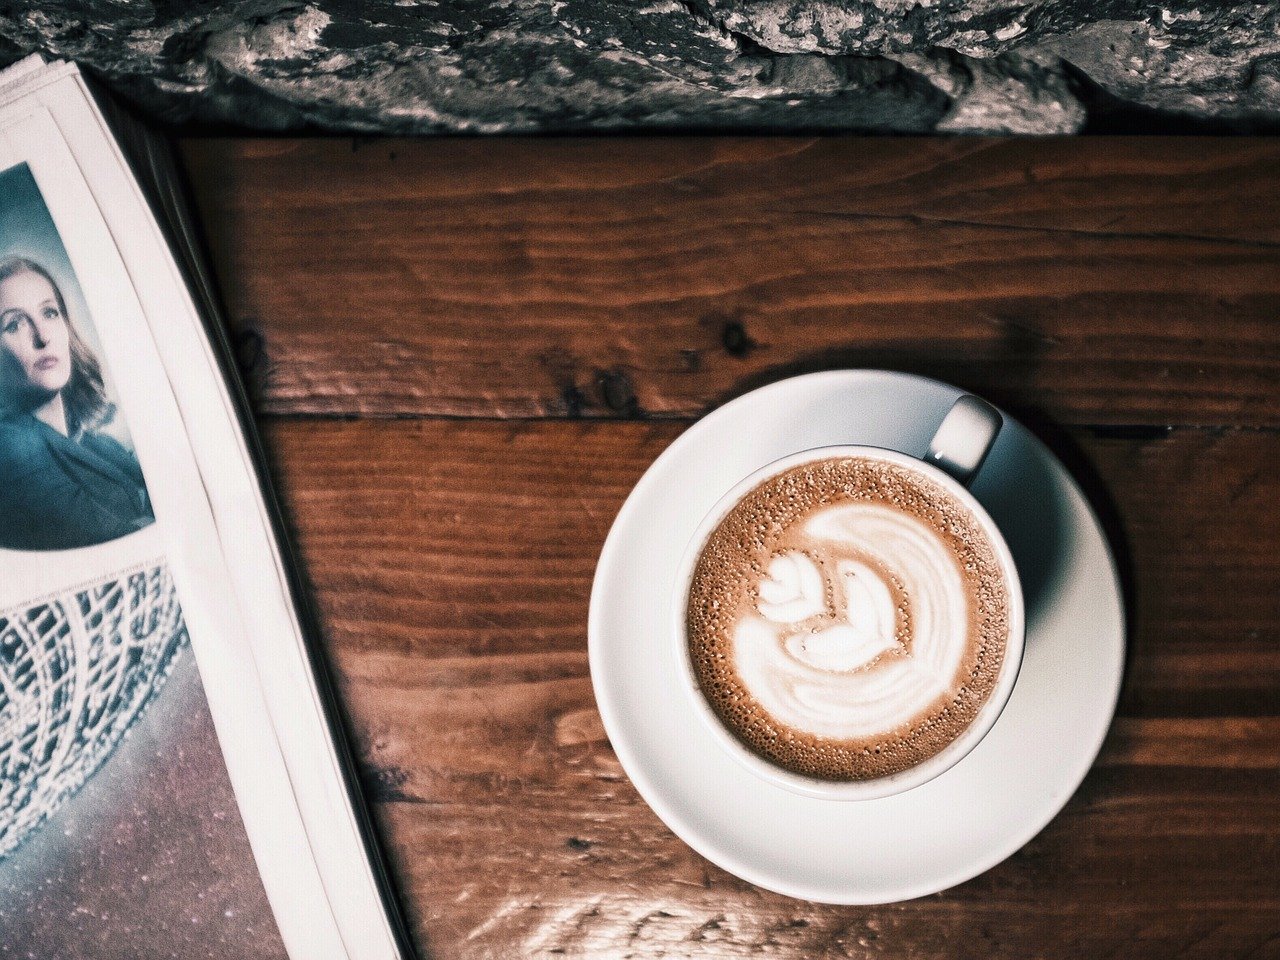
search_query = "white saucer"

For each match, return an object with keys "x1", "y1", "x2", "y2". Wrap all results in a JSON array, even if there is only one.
[{"x1": 588, "y1": 370, "x2": 1125, "y2": 904}]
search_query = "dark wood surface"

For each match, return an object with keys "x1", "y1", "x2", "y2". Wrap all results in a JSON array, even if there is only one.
[{"x1": 181, "y1": 137, "x2": 1280, "y2": 959}]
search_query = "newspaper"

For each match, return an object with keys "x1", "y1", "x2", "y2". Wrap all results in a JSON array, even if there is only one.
[{"x1": 0, "y1": 57, "x2": 411, "y2": 959}]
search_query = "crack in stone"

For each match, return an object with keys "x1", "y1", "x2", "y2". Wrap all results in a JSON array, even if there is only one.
[{"x1": 1, "y1": 1, "x2": 1277, "y2": 132}]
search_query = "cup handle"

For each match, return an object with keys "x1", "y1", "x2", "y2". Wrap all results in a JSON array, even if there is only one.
[{"x1": 924, "y1": 395, "x2": 1003, "y2": 488}]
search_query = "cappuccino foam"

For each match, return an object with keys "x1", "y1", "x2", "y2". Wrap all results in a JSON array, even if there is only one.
[{"x1": 686, "y1": 456, "x2": 1010, "y2": 781}]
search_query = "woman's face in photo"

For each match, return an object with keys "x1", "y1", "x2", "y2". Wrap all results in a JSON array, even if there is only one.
[{"x1": 0, "y1": 269, "x2": 72, "y2": 398}]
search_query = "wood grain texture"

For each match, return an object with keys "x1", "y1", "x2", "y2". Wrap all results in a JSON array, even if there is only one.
[
  {"x1": 180, "y1": 138, "x2": 1280, "y2": 426},
  {"x1": 177, "y1": 136, "x2": 1280, "y2": 959},
  {"x1": 258, "y1": 417, "x2": 1280, "y2": 959}
]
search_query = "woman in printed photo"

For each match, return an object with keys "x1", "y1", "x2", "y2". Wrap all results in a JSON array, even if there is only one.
[{"x1": 0, "y1": 256, "x2": 153, "y2": 550}]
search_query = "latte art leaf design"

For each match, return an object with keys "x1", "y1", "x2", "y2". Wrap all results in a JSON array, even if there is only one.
[
  {"x1": 689, "y1": 456, "x2": 1009, "y2": 779},
  {"x1": 757, "y1": 551, "x2": 902, "y2": 672},
  {"x1": 756, "y1": 552, "x2": 825, "y2": 623},
  {"x1": 734, "y1": 502, "x2": 971, "y2": 741}
]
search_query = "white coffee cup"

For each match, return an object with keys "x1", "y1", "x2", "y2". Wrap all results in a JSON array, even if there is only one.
[{"x1": 672, "y1": 395, "x2": 1025, "y2": 801}]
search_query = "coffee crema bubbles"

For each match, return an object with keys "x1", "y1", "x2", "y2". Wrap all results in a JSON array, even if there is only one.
[{"x1": 685, "y1": 456, "x2": 1011, "y2": 782}]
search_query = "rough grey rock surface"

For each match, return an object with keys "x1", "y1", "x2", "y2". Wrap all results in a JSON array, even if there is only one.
[{"x1": 0, "y1": 2, "x2": 1277, "y2": 134}]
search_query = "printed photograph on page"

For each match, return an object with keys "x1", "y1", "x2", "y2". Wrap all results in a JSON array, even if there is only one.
[{"x1": 0, "y1": 160, "x2": 289, "y2": 958}]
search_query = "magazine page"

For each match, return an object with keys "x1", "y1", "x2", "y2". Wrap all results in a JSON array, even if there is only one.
[
  {"x1": 0, "y1": 59, "x2": 407, "y2": 959},
  {"x1": 0, "y1": 160, "x2": 288, "y2": 957}
]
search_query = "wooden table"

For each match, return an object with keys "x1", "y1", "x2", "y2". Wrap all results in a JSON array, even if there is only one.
[{"x1": 180, "y1": 138, "x2": 1280, "y2": 959}]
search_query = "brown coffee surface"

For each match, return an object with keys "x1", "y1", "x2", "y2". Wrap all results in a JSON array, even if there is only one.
[{"x1": 686, "y1": 456, "x2": 1011, "y2": 782}]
